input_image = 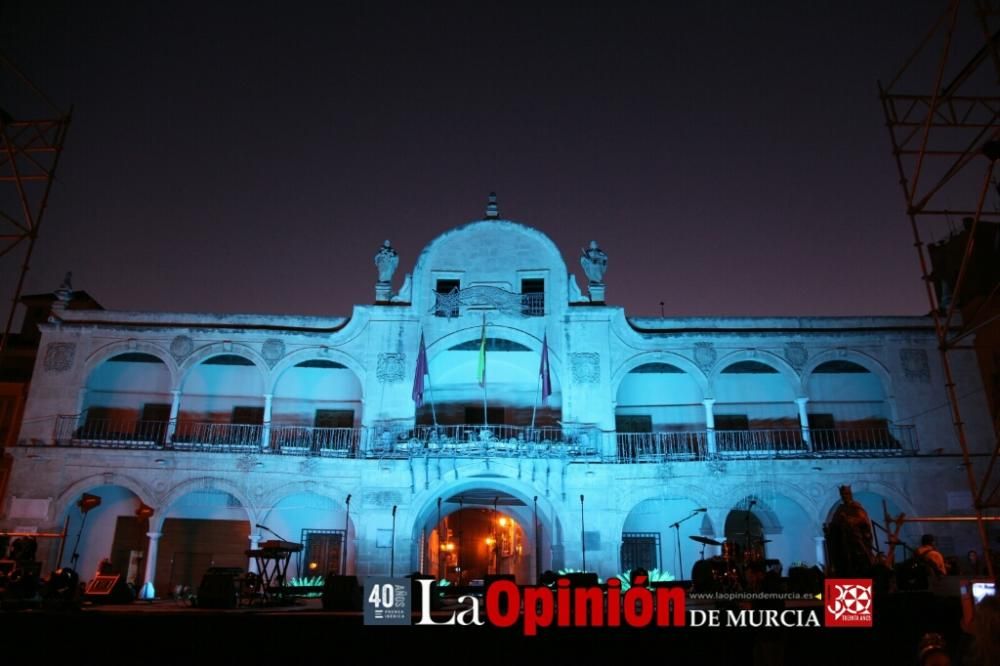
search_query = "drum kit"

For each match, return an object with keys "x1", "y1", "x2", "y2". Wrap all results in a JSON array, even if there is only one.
[{"x1": 688, "y1": 534, "x2": 771, "y2": 593}]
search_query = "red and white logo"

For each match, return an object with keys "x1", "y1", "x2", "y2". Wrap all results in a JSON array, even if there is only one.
[{"x1": 824, "y1": 579, "x2": 873, "y2": 628}]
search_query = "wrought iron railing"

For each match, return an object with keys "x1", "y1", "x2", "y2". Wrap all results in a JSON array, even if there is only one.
[
  {"x1": 432, "y1": 285, "x2": 545, "y2": 318},
  {"x1": 715, "y1": 429, "x2": 806, "y2": 456},
  {"x1": 371, "y1": 423, "x2": 597, "y2": 457},
  {"x1": 55, "y1": 416, "x2": 168, "y2": 448},
  {"x1": 617, "y1": 431, "x2": 705, "y2": 461},
  {"x1": 269, "y1": 425, "x2": 360, "y2": 456},
  {"x1": 172, "y1": 422, "x2": 263, "y2": 451},
  {"x1": 48, "y1": 416, "x2": 918, "y2": 460},
  {"x1": 807, "y1": 427, "x2": 917, "y2": 454},
  {"x1": 616, "y1": 426, "x2": 917, "y2": 461},
  {"x1": 521, "y1": 293, "x2": 544, "y2": 316}
]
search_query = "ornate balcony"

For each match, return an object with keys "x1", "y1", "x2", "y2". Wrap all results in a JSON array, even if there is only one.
[
  {"x1": 46, "y1": 416, "x2": 917, "y2": 461},
  {"x1": 617, "y1": 426, "x2": 918, "y2": 461}
]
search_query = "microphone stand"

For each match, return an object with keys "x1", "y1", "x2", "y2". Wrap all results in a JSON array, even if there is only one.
[
  {"x1": 669, "y1": 510, "x2": 703, "y2": 581},
  {"x1": 256, "y1": 524, "x2": 289, "y2": 543}
]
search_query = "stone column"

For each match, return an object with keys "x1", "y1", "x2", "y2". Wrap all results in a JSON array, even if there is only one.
[
  {"x1": 814, "y1": 535, "x2": 826, "y2": 568},
  {"x1": 702, "y1": 399, "x2": 716, "y2": 457},
  {"x1": 165, "y1": 390, "x2": 181, "y2": 443},
  {"x1": 795, "y1": 397, "x2": 811, "y2": 449},
  {"x1": 139, "y1": 532, "x2": 162, "y2": 600},
  {"x1": 262, "y1": 394, "x2": 273, "y2": 451}
]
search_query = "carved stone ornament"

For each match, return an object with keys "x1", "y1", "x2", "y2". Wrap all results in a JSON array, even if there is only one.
[
  {"x1": 169, "y1": 335, "x2": 194, "y2": 361},
  {"x1": 43, "y1": 342, "x2": 75, "y2": 372},
  {"x1": 261, "y1": 339, "x2": 285, "y2": 367},
  {"x1": 236, "y1": 453, "x2": 260, "y2": 473},
  {"x1": 570, "y1": 352, "x2": 600, "y2": 384},
  {"x1": 365, "y1": 490, "x2": 403, "y2": 507},
  {"x1": 377, "y1": 352, "x2": 406, "y2": 383},
  {"x1": 693, "y1": 342, "x2": 716, "y2": 372},
  {"x1": 900, "y1": 348, "x2": 930, "y2": 383},
  {"x1": 784, "y1": 342, "x2": 808, "y2": 371}
]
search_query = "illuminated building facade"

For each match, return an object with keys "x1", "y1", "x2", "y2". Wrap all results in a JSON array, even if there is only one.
[{"x1": 2, "y1": 202, "x2": 994, "y2": 595}]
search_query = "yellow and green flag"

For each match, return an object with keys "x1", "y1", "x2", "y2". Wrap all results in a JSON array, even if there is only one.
[{"x1": 477, "y1": 316, "x2": 487, "y2": 387}]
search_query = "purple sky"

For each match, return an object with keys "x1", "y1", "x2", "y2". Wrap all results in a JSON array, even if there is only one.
[{"x1": 2, "y1": 1, "x2": 947, "y2": 318}]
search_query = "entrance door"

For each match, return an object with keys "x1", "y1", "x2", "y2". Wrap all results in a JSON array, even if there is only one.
[{"x1": 302, "y1": 530, "x2": 344, "y2": 576}]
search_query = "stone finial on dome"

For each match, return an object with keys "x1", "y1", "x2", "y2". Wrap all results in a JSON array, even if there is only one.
[{"x1": 485, "y1": 192, "x2": 499, "y2": 219}]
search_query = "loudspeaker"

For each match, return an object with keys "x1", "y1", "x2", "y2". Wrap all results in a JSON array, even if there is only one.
[
  {"x1": 197, "y1": 567, "x2": 243, "y2": 609},
  {"x1": 85, "y1": 574, "x2": 135, "y2": 604},
  {"x1": 322, "y1": 574, "x2": 361, "y2": 611},
  {"x1": 563, "y1": 572, "x2": 599, "y2": 587}
]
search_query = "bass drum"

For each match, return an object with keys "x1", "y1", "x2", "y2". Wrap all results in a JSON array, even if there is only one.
[{"x1": 691, "y1": 558, "x2": 741, "y2": 593}]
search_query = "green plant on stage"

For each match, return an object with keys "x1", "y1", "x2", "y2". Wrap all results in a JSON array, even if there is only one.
[{"x1": 611, "y1": 568, "x2": 675, "y2": 592}]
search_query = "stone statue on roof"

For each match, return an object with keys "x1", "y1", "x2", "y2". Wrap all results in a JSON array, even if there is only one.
[
  {"x1": 580, "y1": 241, "x2": 608, "y2": 284},
  {"x1": 375, "y1": 240, "x2": 399, "y2": 284}
]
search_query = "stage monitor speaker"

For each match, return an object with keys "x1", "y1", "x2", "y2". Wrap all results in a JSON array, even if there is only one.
[
  {"x1": 85, "y1": 574, "x2": 134, "y2": 604},
  {"x1": 563, "y1": 572, "x2": 599, "y2": 587},
  {"x1": 197, "y1": 567, "x2": 243, "y2": 609},
  {"x1": 322, "y1": 574, "x2": 361, "y2": 611}
]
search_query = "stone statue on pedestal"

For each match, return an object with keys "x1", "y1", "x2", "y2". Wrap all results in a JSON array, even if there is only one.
[
  {"x1": 375, "y1": 240, "x2": 399, "y2": 283},
  {"x1": 374, "y1": 241, "x2": 399, "y2": 303},
  {"x1": 580, "y1": 241, "x2": 607, "y2": 284}
]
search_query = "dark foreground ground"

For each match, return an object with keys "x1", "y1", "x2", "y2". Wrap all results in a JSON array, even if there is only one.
[{"x1": 0, "y1": 592, "x2": 965, "y2": 665}]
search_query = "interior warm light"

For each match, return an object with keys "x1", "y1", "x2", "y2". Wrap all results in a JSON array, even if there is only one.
[
  {"x1": 485, "y1": 537, "x2": 495, "y2": 546},
  {"x1": 308, "y1": 561, "x2": 318, "y2": 570},
  {"x1": 498, "y1": 517, "x2": 508, "y2": 527}
]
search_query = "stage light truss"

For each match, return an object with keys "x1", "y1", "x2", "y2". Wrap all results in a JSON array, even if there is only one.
[
  {"x1": 880, "y1": 0, "x2": 1000, "y2": 574},
  {"x1": 0, "y1": 52, "x2": 71, "y2": 353}
]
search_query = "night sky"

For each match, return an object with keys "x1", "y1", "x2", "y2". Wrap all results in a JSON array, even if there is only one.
[{"x1": 2, "y1": 2, "x2": 950, "y2": 319}]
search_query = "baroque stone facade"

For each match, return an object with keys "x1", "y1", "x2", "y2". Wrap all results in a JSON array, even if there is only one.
[{"x1": 2, "y1": 217, "x2": 994, "y2": 596}]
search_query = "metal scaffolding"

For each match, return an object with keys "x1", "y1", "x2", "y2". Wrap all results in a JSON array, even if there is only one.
[
  {"x1": 0, "y1": 52, "x2": 71, "y2": 354},
  {"x1": 879, "y1": 0, "x2": 1000, "y2": 576}
]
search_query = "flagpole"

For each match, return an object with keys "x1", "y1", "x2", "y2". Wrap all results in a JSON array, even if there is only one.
[
  {"x1": 530, "y1": 372, "x2": 541, "y2": 430},
  {"x1": 482, "y1": 314, "x2": 488, "y2": 427},
  {"x1": 426, "y1": 364, "x2": 438, "y2": 428}
]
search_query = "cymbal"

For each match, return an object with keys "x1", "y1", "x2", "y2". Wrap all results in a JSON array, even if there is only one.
[{"x1": 689, "y1": 535, "x2": 723, "y2": 546}]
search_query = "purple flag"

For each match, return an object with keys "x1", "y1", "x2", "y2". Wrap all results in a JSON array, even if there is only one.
[
  {"x1": 540, "y1": 333, "x2": 552, "y2": 402},
  {"x1": 412, "y1": 333, "x2": 428, "y2": 407}
]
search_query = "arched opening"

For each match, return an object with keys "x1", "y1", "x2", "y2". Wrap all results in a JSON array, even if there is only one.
[
  {"x1": 415, "y1": 336, "x2": 562, "y2": 444},
  {"x1": 723, "y1": 503, "x2": 768, "y2": 567},
  {"x1": 270, "y1": 360, "x2": 363, "y2": 455},
  {"x1": 806, "y1": 361, "x2": 895, "y2": 452},
  {"x1": 412, "y1": 486, "x2": 557, "y2": 585},
  {"x1": 259, "y1": 492, "x2": 354, "y2": 580},
  {"x1": 615, "y1": 363, "x2": 704, "y2": 460},
  {"x1": 715, "y1": 360, "x2": 799, "y2": 453},
  {"x1": 621, "y1": 497, "x2": 708, "y2": 580},
  {"x1": 157, "y1": 489, "x2": 251, "y2": 596},
  {"x1": 79, "y1": 353, "x2": 171, "y2": 443},
  {"x1": 59, "y1": 484, "x2": 151, "y2": 589},
  {"x1": 177, "y1": 354, "x2": 265, "y2": 448}
]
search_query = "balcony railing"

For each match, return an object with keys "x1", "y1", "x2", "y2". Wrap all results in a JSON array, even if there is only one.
[
  {"x1": 617, "y1": 426, "x2": 917, "y2": 461},
  {"x1": 48, "y1": 416, "x2": 918, "y2": 460},
  {"x1": 371, "y1": 423, "x2": 594, "y2": 457},
  {"x1": 270, "y1": 425, "x2": 360, "y2": 456},
  {"x1": 617, "y1": 431, "x2": 705, "y2": 461}
]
